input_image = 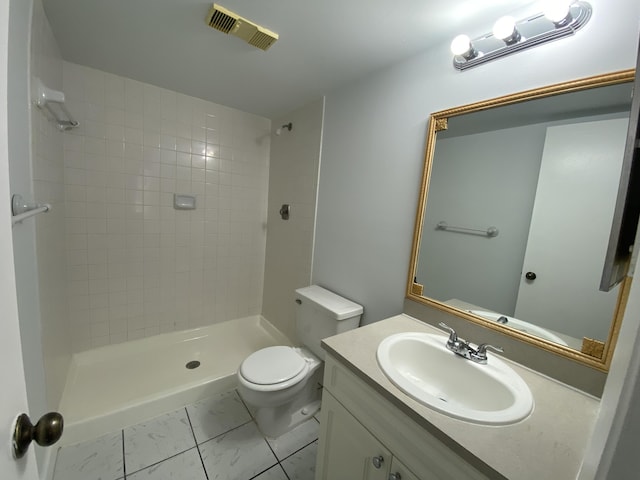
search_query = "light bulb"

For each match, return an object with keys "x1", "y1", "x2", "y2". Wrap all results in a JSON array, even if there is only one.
[
  {"x1": 543, "y1": 0, "x2": 574, "y2": 25},
  {"x1": 450, "y1": 35, "x2": 472, "y2": 56},
  {"x1": 493, "y1": 16, "x2": 517, "y2": 40}
]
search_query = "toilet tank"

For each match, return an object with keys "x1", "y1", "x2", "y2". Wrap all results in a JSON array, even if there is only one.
[{"x1": 295, "y1": 285, "x2": 363, "y2": 359}]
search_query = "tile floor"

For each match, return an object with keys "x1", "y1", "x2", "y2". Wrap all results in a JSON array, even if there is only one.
[{"x1": 52, "y1": 389, "x2": 319, "y2": 480}]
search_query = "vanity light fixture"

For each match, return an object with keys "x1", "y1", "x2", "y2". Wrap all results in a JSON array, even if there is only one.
[
  {"x1": 450, "y1": 34, "x2": 478, "y2": 60},
  {"x1": 543, "y1": 0, "x2": 574, "y2": 26},
  {"x1": 451, "y1": 1, "x2": 591, "y2": 71},
  {"x1": 492, "y1": 16, "x2": 521, "y2": 45}
]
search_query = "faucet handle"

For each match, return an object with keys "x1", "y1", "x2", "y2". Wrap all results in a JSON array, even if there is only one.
[
  {"x1": 476, "y1": 344, "x2": 504, "y2": 356},
  {"x1": 470, "y1": 344, "x2": 503, "y2": 364},
  {"x1": 438, "y1": 322, "x2": 458, "y2": 344}
]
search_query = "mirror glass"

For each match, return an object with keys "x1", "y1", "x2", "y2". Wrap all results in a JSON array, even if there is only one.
[{"x1": 409, "y1": 71, "x2": 634, "y2": 367}]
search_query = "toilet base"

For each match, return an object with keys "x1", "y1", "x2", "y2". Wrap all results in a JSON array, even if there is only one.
[
  {"x1": 248, "y1": 366, "x2": 323, "y2": 438},
  {"x1": 255, "y1": 398, "x2": 321, "y2": 438}
]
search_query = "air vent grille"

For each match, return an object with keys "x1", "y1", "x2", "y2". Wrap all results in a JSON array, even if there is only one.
[
  {"x1": 207, "y1": 5, "x2": 237, "y2": 33},
  {"x1": 206, "y1": 4, "x2": 278, "y2": 51},
  {"x1": 249, "y1": 29, "x2": 278, "y2": 51}
]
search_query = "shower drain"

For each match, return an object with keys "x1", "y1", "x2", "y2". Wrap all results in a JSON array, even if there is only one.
[{"x1": 186, "y1": 360, "x2": 201, "y2": 369}]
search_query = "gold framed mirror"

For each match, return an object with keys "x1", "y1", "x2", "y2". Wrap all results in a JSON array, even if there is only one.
[{"x1": 407, "y1": 70, "x2": 635, "y2": 372}]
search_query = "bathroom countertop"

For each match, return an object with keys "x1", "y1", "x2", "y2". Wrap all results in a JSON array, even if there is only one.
[{"x1": 321, "y1": 314, "x2": 600, "y2": 480}]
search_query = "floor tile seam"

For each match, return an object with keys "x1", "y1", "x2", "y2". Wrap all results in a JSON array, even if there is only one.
[
  {"x1": 277, "y1": 438, "x2": 318, "y2": 463},
  {"x1": 185, "y1": 405, "x2": 211, "y2": 480},
  {"x1": 124, "y1": 445, "x2": 200, "y2": 477},
  {"x1": 261, "y1": 431, "x2": 291, "y2": 480},
  {"x1": 195, "y1": 418, "x2": 255, "y2": 446},
  {"x1": 248, "y1": 463, "x2": 290, "y2": 480},
  {"x1": 121, "y1": 429, "x2": 127, "y2": 479}
]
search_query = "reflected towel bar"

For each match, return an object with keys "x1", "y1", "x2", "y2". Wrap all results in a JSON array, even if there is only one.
[{"x1": 436, "y1": 221, "x2": 499, "y2": 237}]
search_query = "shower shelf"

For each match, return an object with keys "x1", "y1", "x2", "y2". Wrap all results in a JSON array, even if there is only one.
[{"x1": 33, "y1": 77, "x2": 79, "y2": 131}]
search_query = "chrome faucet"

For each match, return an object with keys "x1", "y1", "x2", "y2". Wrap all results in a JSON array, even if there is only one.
[{"x1": 438, "y1": 322, "x2": 503, "y2": 364}]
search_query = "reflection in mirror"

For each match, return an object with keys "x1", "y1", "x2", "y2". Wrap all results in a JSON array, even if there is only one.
[{"x1": 409, "y1": 71, "x2": 635, "y2": 369}]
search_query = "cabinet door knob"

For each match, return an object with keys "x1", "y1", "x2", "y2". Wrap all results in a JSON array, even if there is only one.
[
  {"x1": 372, "y1": 455, "x2": 384, "y2": 469},
  {"x1": 525, "y1": 271, "x2": 537, "y2": 280},
  {"x1": 389, "y1": 473, "x2": 402, "y2": 480}
]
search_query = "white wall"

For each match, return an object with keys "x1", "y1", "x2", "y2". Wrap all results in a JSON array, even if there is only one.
[
  {"x1": 418, "y1": 125, "x2": 544, "y2": 315},
  {"x1": 62, "y1": 63, "x2": 271, "y2": 350},
  {"x1": 262, "y1": 99, "x2": 324, "y2": 342},
  {"x1": 313, "y1": 0, "x2": 640, "y2": 325}
]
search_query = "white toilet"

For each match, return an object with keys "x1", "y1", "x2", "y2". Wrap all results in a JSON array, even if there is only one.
[{"x1": 237, "y1": 285, "x2": 363, "y2": 437}]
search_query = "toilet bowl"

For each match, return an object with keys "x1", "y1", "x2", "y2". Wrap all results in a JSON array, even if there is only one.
[
  {"x1": 237, "y1": 346, "x2": 322, "y2": 437},
  {"x1": 237, "y1": 285, "x2": 363, "y2": 438}
]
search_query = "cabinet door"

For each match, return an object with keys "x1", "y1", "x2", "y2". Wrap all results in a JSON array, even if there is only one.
[
  {"x1": 389, "y1": 457, "x2": 422, "y2": 480},
  {"x1": 316, "y1": 391, "x2": 391, "y2": 480}
]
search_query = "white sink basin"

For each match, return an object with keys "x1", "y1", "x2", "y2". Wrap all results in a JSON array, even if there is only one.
[
  {"x1": 468, "y1": 310, "x2": 569, "y2": 346},
  {"x1": 376, "y1": 332, "x2": 533, "y2": 425}
]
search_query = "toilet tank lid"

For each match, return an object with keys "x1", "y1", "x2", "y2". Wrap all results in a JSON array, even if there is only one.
[{"x1": 295, "y1": 285, "x2": 363, "y2": 320}]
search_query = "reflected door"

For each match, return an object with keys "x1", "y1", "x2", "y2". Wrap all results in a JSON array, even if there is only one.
[{"x1": 514, "y1": 118, "x2": 628, "y2": 341}]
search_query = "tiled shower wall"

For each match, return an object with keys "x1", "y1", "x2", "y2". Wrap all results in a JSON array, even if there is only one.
[
  {"x1": 62, "y1": 62, "x2": 271, "y2": 351},
  {"x1": 262, "y1": 99, "x2": 324, "y2": 342}
]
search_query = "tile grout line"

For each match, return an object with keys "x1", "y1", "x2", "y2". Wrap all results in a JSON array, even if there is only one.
[
  {"x1": 184, "y1": 406, "x2": 210, "y2": 480},
  {"x1": 196, "y1": 417, "x2": 255, "y2": 446},
  {"x1": 261, "y1": 438, "x2": 291, "y2": 480},
  {"x1": 248, "y1": 463, "x2": 290, "y2": 480},
  {"x1": 279, "y1": 438, "x2": 318, "y2": 463},
  {"x1": 121, "y1": 429, "x2": 127, "y2": 479}
]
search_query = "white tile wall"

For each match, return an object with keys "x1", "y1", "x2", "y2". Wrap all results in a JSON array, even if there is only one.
[
  {"x1": 63, "y1": 63, "x2": 271, "y2": 351},
  {"x1": 262, "y1": 99, "x2": 323, "y2": 342}
]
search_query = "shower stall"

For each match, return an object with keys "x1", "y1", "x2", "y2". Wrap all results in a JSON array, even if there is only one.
[{"x1": 7, "y1": 0, "x2": 324, "y2": 476}]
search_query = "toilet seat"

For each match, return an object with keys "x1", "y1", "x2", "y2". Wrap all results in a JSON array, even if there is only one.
[{"x1": 240, "y1": 346, "x2": 308, "y2": 386}]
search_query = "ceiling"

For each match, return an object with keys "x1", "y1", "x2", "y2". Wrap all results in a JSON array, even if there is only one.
[{"x1": 41, "y1": 0, "x2": 536, "y2": 119}]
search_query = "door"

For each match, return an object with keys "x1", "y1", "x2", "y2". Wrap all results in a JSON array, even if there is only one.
[
  {"x1": 514, "y1": 118, "x2": 628, "y2": 340},
  {"x1": 315, "y1": 391, "x2": 391, "y2": 480},
  {"x1": 0, "y1": 0, "x2": 39, "y2": 477}
]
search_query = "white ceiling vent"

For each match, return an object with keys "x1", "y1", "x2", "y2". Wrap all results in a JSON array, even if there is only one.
[{"x1": 206, "y1": 4, "x2": 279, "y2": 51}]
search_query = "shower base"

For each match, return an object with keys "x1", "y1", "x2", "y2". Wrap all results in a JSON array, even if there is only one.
[{"x1": 58, "y1": 315, "x2": 291, "y2": 446}]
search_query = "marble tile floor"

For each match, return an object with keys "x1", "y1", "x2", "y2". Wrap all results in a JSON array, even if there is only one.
[{"x1": 52, "y1": 389, "x2": 319, "y2": 480}]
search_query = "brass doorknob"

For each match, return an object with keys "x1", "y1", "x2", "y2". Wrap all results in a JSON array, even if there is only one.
[{"x1": 12, "y1": 412, "x2": 64, "y2": 459}]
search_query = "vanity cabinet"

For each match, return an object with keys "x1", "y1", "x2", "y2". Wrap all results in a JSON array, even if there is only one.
[
  {"x1": 316, "y1": 391, "x2": 391, "y2": 480},
  {"x1": 389, "y1": 458, "x2": 421, "y2": 480},
  {"x1": 315, "y1": 354, "x2": 491, "y2": 480}
]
